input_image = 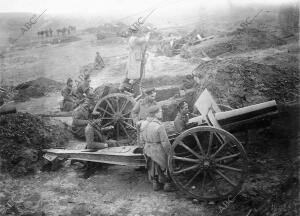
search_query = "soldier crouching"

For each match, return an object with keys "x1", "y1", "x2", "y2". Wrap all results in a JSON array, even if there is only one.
[
  {"x1": 139, "y1": 105, "x2": 176, "y2": 192},
  {"x1": 71, "y1": 94, "x2": 112, "y2": 178},
  {"x1": 71, "y1": 94, "x2": 107, "y2": 149},
  {"x1": 61, "y1": 78, "x2": 76, "y2": 112}
]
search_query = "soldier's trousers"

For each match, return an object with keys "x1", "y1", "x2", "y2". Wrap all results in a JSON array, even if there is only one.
[
  {"x1": 146, "y1": 156, "x2": 170, "y2": 184},
  {"x1": 85, "y1": 124, "x2": 106, "y2": 149}
]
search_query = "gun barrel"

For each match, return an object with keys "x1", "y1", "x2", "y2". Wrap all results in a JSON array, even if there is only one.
[{"x1": 215, "y1": 100, "x2": 277, "y2": 126}]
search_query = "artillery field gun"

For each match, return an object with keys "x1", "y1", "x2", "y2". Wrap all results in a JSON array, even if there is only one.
[{"x1": 44, "y1": 89, "x2": 278, "y2": 201}]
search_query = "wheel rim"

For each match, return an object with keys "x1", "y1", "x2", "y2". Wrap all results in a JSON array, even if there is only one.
[
  {"x1": 93, "y1": 93, "x2": 136, "y2": 142},
  {"x1": 168, "y1": 126, "x2": 248, "y2": 201}
]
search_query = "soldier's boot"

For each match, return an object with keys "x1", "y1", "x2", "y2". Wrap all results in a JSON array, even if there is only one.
[
  {"x1": 153, "y1": 177, "x2": 163, "y2": 191},
  {"x1": 164, "y1": 171, "x2": 177, "y2": 192},
  {"x1": 132, "y1": 80, "x2": 141, "y2": 98},
  {"x1": 85, "y1": 124, "x2": 95, "y2": 149},
  {"x1": 163, "y1": 181, "x2": 177, "y2": 192}
]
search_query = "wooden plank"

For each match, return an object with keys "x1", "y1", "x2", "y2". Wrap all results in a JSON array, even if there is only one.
[{"x1": 44, "y1": 146, "x2": 145, "y2": 166}]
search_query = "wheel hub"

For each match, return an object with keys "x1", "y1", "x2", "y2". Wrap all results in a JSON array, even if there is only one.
[
  {"x1": 113, "y1": 112, "x2": 123, "y2": 121},
  {"x1": 200, "y1": 157, "x2": 216, "y2": 170},
  {"x1": 203, "y1": 160, "x2": 210, "y2": 168}
]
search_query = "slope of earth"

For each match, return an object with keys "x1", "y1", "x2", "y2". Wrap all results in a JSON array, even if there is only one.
[
  {"x1": 192, "y1": 41, "x2": 299, "y2": 108},
  {"x1": 188, "y1": 27, "x2": 287, "y2": 60},
  {"x1": 0, "y1": 113, "x2": 71, "y2": 177}
]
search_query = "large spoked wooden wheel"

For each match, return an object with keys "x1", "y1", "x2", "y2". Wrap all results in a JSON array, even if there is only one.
[
  {"x1": 93, "y1": 93, "x2": 136, "y2": 142},
  {"x1": 168, "y1": 126, "x2": 248, "y2": 201}
]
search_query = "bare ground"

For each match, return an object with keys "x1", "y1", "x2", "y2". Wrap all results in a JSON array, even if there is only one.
[{"x1": 0, "y1": 164, "x2": 214, "y2": 216}]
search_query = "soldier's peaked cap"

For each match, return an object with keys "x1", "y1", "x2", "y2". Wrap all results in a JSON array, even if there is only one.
[
  {"x1": 86, "y1": 93, "x2": 95, "y2": 100},
  {"x1": 144, "y1": 87, "x2": 156, "y2": 95},
  {"x1": 129, "y1": 25, "x2": 139, "y2": 33}
]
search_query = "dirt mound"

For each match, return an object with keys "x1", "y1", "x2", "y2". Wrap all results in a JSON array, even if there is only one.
[
  {"x1": 0, "y1": 113, "x2": 71, "y2": 176},
  {"x1": 13, "y1": 77, "x2": 63, "y2": 102},
  {"x1": 193, "y1": 55, "x2": 299, "y2": 108},
  {"x1": 190, "y1": 28, "x2": 286, "y2": 59}
]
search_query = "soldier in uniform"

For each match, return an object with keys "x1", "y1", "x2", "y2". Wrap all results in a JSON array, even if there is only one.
[
  {"x1": 94, "y1": 52, "x2": 105, "y2": 70},
  {"x1": 174, "y1": 101, "x2": 197, "y2": 133},
  {"x1": 75, "y1": 74, "x2": 91, "y2": 101},
  {"x1": 61, "y1": 78, "x2": 76, "y2": 112},
  {"x1": 132, "y1": 87, "x2": 161, "y2": 171},
  {"x1": 71, "y1": 94, "x2": 107, "y2": 149},
  {"x1": 174, "y1": 101, "x2": 189, "y2": 133},
  {"x1": 72, "y1": 95, "x2": 118, "y2": 178},
  {"x1": 122, "y1": 25, "x2": 150, "y2": 97},
  {"x1": 140, "y1": 105, "x2": 175, "y2": 192},
  {"x1": 131, "y1": 87, "x2": 161, "y2": 125}
]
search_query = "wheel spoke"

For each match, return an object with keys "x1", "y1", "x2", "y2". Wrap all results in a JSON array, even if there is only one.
[
  {"x1": 105, "y1": 98, "x2": 115, "y2": 113},
  {"x1": 120, "y1": 122, "x2": 131, "y2": 139},
  {"x1": 184, "y1": 168, "x2": 203, "y2": 187},
  {"x1": 114, "y1": 96, "x2": 120, "y2": 112},
  {"x1": 206, "y1": 132, "x2": 214, "y2": 156},
  {"x1": 208, "y1": 171, "x2": 221, "y2": 196},
  {"x1": 97, "y1": 107, "x2": 113, "y2": 116},
  {"x1": 172, "y1": 156, "x2": 200, "y2": 163},
  {"x1": 215, "y1": 153, "x2": 241, "y2": 162},
  {"x1": 123, "y1": 121, "x2": 136, "y2": 130},
  {"x1": 116, "y1": 122, "x2": 120, "y2": 140},
  {"x1": 212, "y1": 141, "x2": 229, "y2": 158},
  {"x1": 179, "y1": 141, "x2": 202, "y2": 160},
  {"x1": 215, "y1": 169, "x2": 237, "y2": 187},
  {"x1": 100, "y1": 117, "x2": 114, "y2": 120},
  {"x1": 215, "y1": 132, "x2": 226, "y2": 145},
  {"x1": 173, "y1": 164, "x2": 200, "y2": 175},
  {"x1": 192, "y1": 134, "x2": 205, "y2": 156},
  {"x1": 216, "y1": 164, "x2": 242, "y2": 172},
  {"x1": 123, "y1": 111, "x2": 132, "y2": 117},
  {"x1": 201, "y1": 171, "x2": 207, "y2": 192},
  {"x1": 102, "y1": 120, "x2": 114, "y2": 128},
  {"x1": 120, "y1": 99, "x2": 130, "y2": 113}
]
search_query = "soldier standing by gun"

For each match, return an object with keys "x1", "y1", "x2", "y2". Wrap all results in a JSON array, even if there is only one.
[
  {"x1": 140, "y1": 105, "x2": 176, "y2": 192},
  {"x1": 120, "y1": 12, "x2": 153, "y2": 98},
  {"x1": 125, "y1": 27, "x2": 150, "y2": 98}
]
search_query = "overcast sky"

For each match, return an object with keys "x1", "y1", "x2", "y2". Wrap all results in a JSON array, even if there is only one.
[{"x1": 0, "y1": 0, "x2": 296, "y2": 16}]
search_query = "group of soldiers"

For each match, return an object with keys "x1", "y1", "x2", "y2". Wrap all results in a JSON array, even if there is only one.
[
  {"x1": 37, "y1": 26, "x2": 76, "y2": 38},
  {"x1": 60, "y1": 74, "x2": 91, "y2": 112},
  {"x1": 37, "y1": 28, "x2": 54, "y2": 37},
  {"x1": 60, "y1": 52, "x2": 105, "y2": 112},
  {"x1": 60, "y1": 23, "x2": 196, "y2": 191}
]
